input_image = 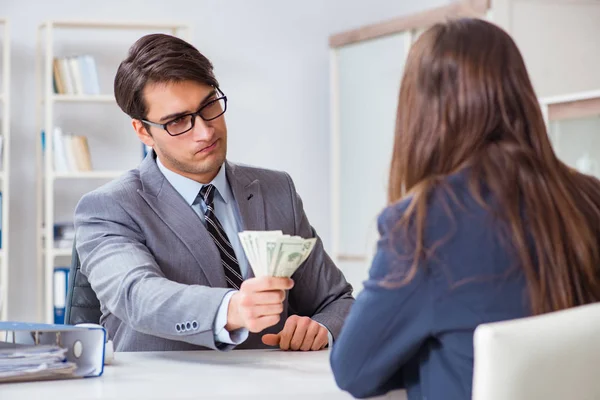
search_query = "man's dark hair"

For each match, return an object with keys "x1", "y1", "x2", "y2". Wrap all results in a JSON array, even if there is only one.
[{"x1": 114, "y1": 33, "x2": 219, "y2": 120}]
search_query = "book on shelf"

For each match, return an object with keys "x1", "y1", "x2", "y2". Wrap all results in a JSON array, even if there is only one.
[
  {"x1": 50, "y1": 127, "x2": 93, "y2": 173},
  {"x1": 52, "y1": 55, "x2": 100, "y2": 96},
  {"x1": 41, "y1": 222, "x2": 74, "y2": 249},
  {"x1": 53, "y1": 267, "x2": 70, "y2": 324},
  {"x1": 41, "y1": 129, "x2": 146, "y2": 175},
  {"x1": 40, "y1": 222, "x2": 74, "y2": 249},
  {"x1": 53, "y1": 222, "x2": 74, "y2": 243}
]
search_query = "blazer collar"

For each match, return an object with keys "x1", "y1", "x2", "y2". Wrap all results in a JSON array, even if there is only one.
[
  {"x1": 156, "y1": 157, "x2": 231, "y2": 206},
  {"x1": 225, "y1": 161, "x2": 266, "y2": 232},
  {"x1": 137, "y1": 151, "x2": 225, "y2": 287},
  {"x1": 137, "y1": 152, "x2": 266, "y2": 284}
]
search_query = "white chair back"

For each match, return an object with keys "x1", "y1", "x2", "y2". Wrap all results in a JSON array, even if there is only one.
[{"x1": 472, "y1": 302, "x2": 600, "y2": 400}]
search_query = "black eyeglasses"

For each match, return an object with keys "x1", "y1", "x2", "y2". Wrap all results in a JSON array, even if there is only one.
[{"x1": 142, "y1": 88, "x2": 228, "y2": 136}]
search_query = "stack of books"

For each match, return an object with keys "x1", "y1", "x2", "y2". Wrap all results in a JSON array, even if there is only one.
[
  {"x1": 52, "y1": 55, "x2": 100, "y2": 95},
  {"x1": 51, "y1": 127, "x2": 92, "y2": 172},
  {"x1": 53, "y1": 222, "x2": 75, "y2": 249}
]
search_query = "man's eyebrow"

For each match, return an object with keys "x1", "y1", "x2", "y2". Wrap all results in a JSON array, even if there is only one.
[
  {"x1": 158, "y1": 90, "x2": 218, "y2": 123},
  {"x1": 200, "y1": 89, "x2": 218, "y2": 105},
  {"x1": 158, "y1": 110, "x2": 190, "y2": 123}
]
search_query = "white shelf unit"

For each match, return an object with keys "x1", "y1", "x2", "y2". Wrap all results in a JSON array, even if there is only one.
[
  {"x1": 48, "y1": 94, "x2": 116, "y2": 103},
  {"x1": 0, "y1": 19, "x2": 10, "y2": 321},
  {"x1": 46, "y1": 248, "x2": 72, "y2": 258},
  {"x1": 52, "y1": 170, "x2": 126, "y2": 180},
  {"x1": 35, "y1": 20, "x2": 190, "y2": 323}
]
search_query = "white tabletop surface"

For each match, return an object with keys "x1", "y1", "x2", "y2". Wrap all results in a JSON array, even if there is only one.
[{"x1": 0, "y1": 349, "x2": 407, "y2": 400}]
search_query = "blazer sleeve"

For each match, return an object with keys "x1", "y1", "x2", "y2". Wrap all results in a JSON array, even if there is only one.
[
  {"x1": 282, "y1": 173, "x2": 354, "y2": 340},
  {"x1": 75, "y1": 190, "x2": 233, "y2": 350},
  {"x1": 330, "y1": 205, "x2": 434, "y2": 399}
]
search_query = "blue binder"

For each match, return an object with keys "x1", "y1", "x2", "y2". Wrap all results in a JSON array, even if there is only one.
[
  {"x1": 0, "y1": 322, "x2": 106, "y2": 382},
  {"x1": 53, "y1": 267, "x2": 70, "y2": 324}
]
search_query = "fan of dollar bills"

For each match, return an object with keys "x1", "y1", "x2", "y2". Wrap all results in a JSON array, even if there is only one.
[{"x1": 238, "y1": 231, "x2": 317, "y2": 278}]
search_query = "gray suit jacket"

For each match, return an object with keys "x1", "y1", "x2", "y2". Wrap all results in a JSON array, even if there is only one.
[{"x1": 74, "y1": 152, "x2": 354, "y2": 351}]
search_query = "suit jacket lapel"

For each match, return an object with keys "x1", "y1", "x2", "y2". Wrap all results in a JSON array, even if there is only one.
[
  {"x1": 226, "y1": 162, "x2": 265, "y2": 280},
  {"x1": 137, "y1": 152, "x2": 226, "y2": 288},
  {"x1": 226, "y1": 161, "x2": 266, "y2": 232}
]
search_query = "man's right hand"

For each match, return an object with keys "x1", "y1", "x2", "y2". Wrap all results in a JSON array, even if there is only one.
[{"x1": 225, "y1": 277, "x2": 294, "y2": 332}]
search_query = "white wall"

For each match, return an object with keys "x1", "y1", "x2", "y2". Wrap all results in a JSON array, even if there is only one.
[
  {"x1": 492, "y1": 0, "x2": 600, "y2": 98},
  {"x1": 1, "y1": 0, "x2": 450, "y2": 321}
]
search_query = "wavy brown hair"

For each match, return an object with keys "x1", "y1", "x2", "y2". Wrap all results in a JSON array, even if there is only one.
[{"x1": 388, "y1": 18, "x2": 600, "y2": 315}]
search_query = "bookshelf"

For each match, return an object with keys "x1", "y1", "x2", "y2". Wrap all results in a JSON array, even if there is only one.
[
  {"x1": 49, "y1": 94, "x2": 116, "y2": 103},
  {"x1": 53, "y1": 170, "x2": 125, "y2": 180},
  {"x1": 35, "y1": 20, "x2": 190, "y2": 323},
  {"x1": 0, "y1": 19, "x2": 10, "y2": 321}
]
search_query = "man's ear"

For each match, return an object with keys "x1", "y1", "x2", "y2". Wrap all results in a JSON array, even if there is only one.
[{"x1": 132, "y1": 119, "x2": 154, "y2": 147}]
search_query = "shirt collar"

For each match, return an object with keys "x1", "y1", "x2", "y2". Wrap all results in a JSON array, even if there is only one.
[{"x1": 156, "y1": 157, "x2": 230, "y2": 206}]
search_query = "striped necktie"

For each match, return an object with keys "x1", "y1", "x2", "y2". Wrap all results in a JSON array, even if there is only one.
[{"x1": 198, "y1": 184, "x2": 244, "y2": 289}]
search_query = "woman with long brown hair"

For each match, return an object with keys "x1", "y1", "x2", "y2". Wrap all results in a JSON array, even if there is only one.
[{"x1": 330, "y1": 18, "x2": 600, "y2": 400}]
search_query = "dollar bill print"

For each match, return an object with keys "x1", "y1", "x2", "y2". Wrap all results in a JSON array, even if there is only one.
[{"x1": 237, "y1": 231, "x2": 316, "y2": 278}]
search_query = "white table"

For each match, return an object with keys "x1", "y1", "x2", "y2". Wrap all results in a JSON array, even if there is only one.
[{"x1": 1, "y1": 350, "x2": 407, "y2": 399}]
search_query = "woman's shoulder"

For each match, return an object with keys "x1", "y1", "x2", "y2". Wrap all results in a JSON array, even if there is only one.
[
  {"x1": 378, "y1": 196, "x2": 411, "y2": 232},
  {"x1": 378, "y1": 169, "x2": 473, "y2": 232}
]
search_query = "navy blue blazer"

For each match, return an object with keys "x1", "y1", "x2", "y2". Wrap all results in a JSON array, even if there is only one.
[{"x1": 330, "y1": 172, "x2": 530, "y2": 399}]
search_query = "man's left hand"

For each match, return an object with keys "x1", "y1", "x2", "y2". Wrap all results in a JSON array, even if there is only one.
[{"x1": 262, "y1": 315, "x2": 328, "y2": 351}]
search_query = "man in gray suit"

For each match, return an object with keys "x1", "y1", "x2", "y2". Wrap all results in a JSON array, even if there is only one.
[{"x1": 74, "y1": 34, "x2": 354, "y2": 352}]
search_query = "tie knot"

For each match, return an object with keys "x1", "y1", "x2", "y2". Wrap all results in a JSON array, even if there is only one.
[{"x1": 199, "y1": 184, "x2": 216, "y2": 206}]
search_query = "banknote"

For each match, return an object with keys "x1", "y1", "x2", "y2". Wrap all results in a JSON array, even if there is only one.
[{"x1": 237, "y1": 231, "x2": 316, "y2": 278}]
